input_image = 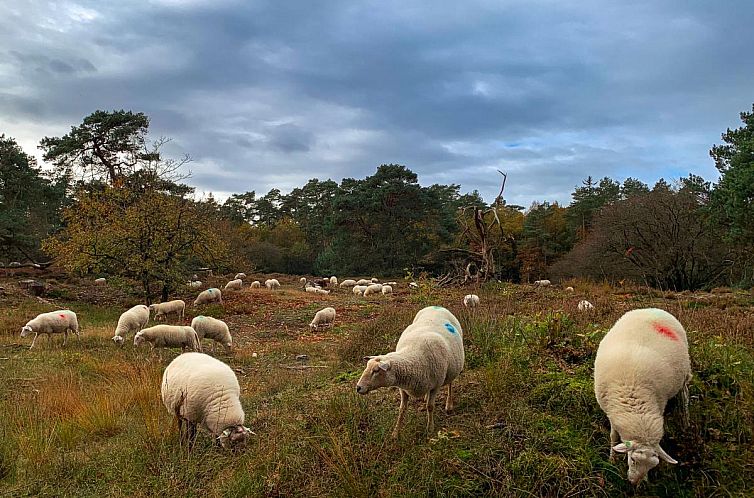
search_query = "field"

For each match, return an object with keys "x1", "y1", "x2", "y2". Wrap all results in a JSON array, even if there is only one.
[{"x1": 0, "y1": 273, "x2": 752, "y2": 497}]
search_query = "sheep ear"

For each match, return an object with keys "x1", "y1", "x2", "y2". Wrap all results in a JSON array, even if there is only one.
[
  {"x1": 656, "y1": 445, "x2": 677, "y2": 464},
  {"x1": 378, "y1": 361, "x2": 391, "y2": 371},
  {"x1": 612, "y1": 442, "x2": 631, "y2": 453},
  {"x1": 363, "y1": 355, "x2": 376, "y2": 361}
]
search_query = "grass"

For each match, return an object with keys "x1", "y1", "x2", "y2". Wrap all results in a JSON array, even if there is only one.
[{"x1": 0, "y1": 277, "x2": 752, "y2": 496}]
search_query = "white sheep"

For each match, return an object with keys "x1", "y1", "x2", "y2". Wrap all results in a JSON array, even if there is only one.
[
  {"x1": 134, "y1": 325, "x2": 202, "y2": 352},
  {"x1": 309, "y1": 307, "x2": 336, "y2": 330},
  {"x1": 340, "y1": 279, "x2": 357, "y2": 287},
  {"x1": 299, "y1": 277, "x2": 307, "y2": 286},
  {"x1": 381, "y1": 285, "x2": 393, "y2": 295},
  {"x1": 315, "y1": 288, "x2": 330, "y2": 295},
  {"x1": 355, "y1": 279, "x2": 371, "y2": 286},
  {"x1": 250, "y1": 281, "x2": 261, "y2": 289},
  {"x1": 463, "y1": 294, "x2": 480, "y2": 308},
  {"x1": 594, "y1": 308, "x2": 691, "y2": 485},
  {"x1": 191, "y1": 316, "x2": 232, "y2": 352},
  {"x1": 234, "y1": 273, "x2": 246, "y2": 280},
  {"x1": 187, "y1": 281, "x2": 202, "y2": 289},
  {"x1": 161, "y1": 352, "x2": 252, "y2": 448},
  {"x1": 409, "y1": 282, "x2": 419, "y2": 290},
  {"x1": 534, "y1": 279, "x2": 552, "y2": 287},
  {"x1": 94, "y1": 277, "x2": 106, "y2": 285},
  {"x1": 578, "y1": 300, "x2": 595, "y2": 311},
  {"x1": 352, "y1": 285, "x2": 367, "y2": 296},
  {"x1": 224, "y1": 279, "x2": 243, "y2": 291},
  {"x1": 356, "y1": 306, "x2": 464, "y2": 438},
  {"x1": 565, "y1": 286, "x2": 574, "y2": 292},
  {"x1": 329, "y1": 276, "x2": 338, "y2": 286},
  {"x1": 194, "y1": 288, "x2": 223, "y2": 307},
  {"x1": 305, "y1": 286, "x2": 319, "y2": 294},
  {"x1": 265, "y1": 279, "x2": 280, "y2": 290},
  {"x1": 112, "y1": 305, "x2": 150, "y2": 346},
  {"x1": 20, "y1": 310, "x2": 80, "y2": 349},
  {"x1": 363, "y1": 283, "x2": 383, "y2": 297},
  {"x1": 385, "y1": 281, "x2": 398, "y2": 286},
  {"x1": 149, "y1": 300, "x2": 186, "y2": 322}
]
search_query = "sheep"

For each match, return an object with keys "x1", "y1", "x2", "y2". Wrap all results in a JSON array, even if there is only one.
[
  {"x1": 234, "y1": 273, "x2": 246, "y2": 280},
  {"x1": 534, "y1": 279, "x2": 552, "y2": 287},
  {"x1": 20, "y1": 310, "x2": 80, "y2": 349},
  {"x1": 94, "y1": 277, "x2": 106, "y2": 285},
  {"x1": 194, "y1": 288, "x2": 223, "y2": 307},
  {"x1": 299, "y1": 277, "x2": 307, "y2": 286},
  {"x1": 187, "y1": 281, "x2": 202, "y2": 289},
  {"x1": 112, "y1": 305, "x2": 150, "y2": 346},
  {"x1": 191, "y1": 316, "x2": 232, "y2": 352},
  {"x1": 385, "y1": 281, "x2": 398, "y2": 286},
  {"x1": 578, "y1": 300, "x2": 595, "y2": 311},
  {"x1": 409, "y1": 282, "x2": 419, "y2": 290},
  {"x1": 250, "y1": 281, "x2": 261, "y2": 289},
  {"x1": 161, "y1": 352, "x2": 252, "y2": 449},
  {"x1": 356, "y1": 306, "x2": 464, "y2": 438},
  {"x1": 265, "y1": 279, "x2": 280, "y2": 290},
  {"x1": 353, "y1": 285, "x2": 367, "y2": 296},
  {"x1": 149, "y1": 300, "x2": 186, "y2": 322},
  {"x1": 305, "y1": 286, "x2": 319, "y2": 294},
  {"x1": 382, "y1": 285, "x2": 393, "y2": 295},
  {"x1": 330, "y1": 276, "x2": 338, "y2": 286},
  {"x1": 224, "y1": 279, "x2": 243, "y2": 291},
  {"x1": 363, "y1": 283, "x2": 383, "y2": 297},
  {"x1": 134, "y1": 325, "x2": 202, "y2": 352},
  {"x1": 463, "y1": 294, "x2": 480, "y2": 308},
  {"x1": 565, "y1": 286, "x2": 575, "y2": 292},
  {"x1": 355, "y1": 279, "x2": 371, "y2": 286},
  {"x1": 315, "y1": 288, "x2": 330, "y2": 295},
  {"x1": 371, "y1": 278, "x2": 379, "y2": 283},
  {"x1": 340, "y1": 279, "x2": 357, "y2": 287},
  {"x1": 309, "y1": 307, "x2": 336, "y2": 330},
  {"x1": 594, "y1": 308, "x2": 691, "y2": 485}
]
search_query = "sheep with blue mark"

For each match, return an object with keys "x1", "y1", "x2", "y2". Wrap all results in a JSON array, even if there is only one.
[
  {"x1": 356, "y1": 305, "x2": 465, "y2": 438},
  {"x1": 194, "y1": 288, "x2": 223, "y2": 307}
]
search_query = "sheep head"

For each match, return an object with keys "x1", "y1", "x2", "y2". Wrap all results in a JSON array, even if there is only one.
[
  {"x1": 133, "y1": 332, "x2": 145, "y2": 347},
  {"x1": 355, "y1": 356, "x2": 395, "y2": 394},
  {"x1": 217, "y1": 425, "x2": 254, "y2": 449},
  {"x1": 112, "y1": 335, "x2": 125, "y2": 346},
  {"x1": 20, "y1": 325, "x2": 33, "y2": 337},
  {"x1": 613, "y1": 440, "x2": 677, "y2": 485}
]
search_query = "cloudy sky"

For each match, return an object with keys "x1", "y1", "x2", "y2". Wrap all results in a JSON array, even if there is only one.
[{"x1": 1, "y1": 0, "x2": 752, "y2": 206}]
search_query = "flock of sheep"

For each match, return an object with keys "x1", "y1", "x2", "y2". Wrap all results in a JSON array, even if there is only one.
[{"x1": 16, "y1": 273, "x2": 690, "y2": 486}]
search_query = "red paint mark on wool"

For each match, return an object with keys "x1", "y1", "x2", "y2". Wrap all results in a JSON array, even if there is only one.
[
  {"x1": 59, "y1": 314, "x2": 66, "y2": 319},
  {"x1": 654, "y1": 323, "x2": 678, "y2": 341}
]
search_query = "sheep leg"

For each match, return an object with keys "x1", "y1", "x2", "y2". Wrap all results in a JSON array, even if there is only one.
[
  {"x1": 609, "y1": 423, "x2": 619, "y2": 462},
  {"x1": 62, "y1": 330, "x2": 68, "y2": 346},
  {"x1": 680, "y1": 373, "x2": 691, "y2": 428},
  {"x1": 425, "y1": 389, "x2": 438, "y2": 436},
  {"x1": 391, "y1": 389, "x2": 410, "y2": 439},
  {"x1": 445, "y1": 383, "x2": 454, "y2": 413},
  {"x1": 29, "y1": 332, "x2": 38, "y2": 350}
]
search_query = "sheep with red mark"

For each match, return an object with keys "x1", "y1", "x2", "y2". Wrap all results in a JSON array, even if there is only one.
[
  {"x1": 594, "y1": 308, "x2": 691, "y2": 485},
  {"x1": 20, "y1": 310, "x2": 80, "y2": 349}
]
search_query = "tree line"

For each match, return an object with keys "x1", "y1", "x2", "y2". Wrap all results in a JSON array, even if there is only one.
[{"x1": 1, "y1": 105, "x2": 752, "y2": 299}]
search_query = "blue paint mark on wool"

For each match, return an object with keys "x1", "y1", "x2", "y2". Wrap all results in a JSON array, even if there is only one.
[
  {"x1": 444, "y1": 322, "x2": 457, "y2": 334},
  {"x1": 432, "y1": 306, "x2": 447, "y2": 311}
]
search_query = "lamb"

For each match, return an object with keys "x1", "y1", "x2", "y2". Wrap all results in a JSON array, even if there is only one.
[
  {"x1": 187, "y1": 281, "x2": 202, "y2": 289},
  {"x1": 250, "y1": 281, "x2": 261, "y2": 288},
  {"x1": 234, "y1": 273, "x2": 246, "y2": 280},
  {"x1": 594, "y1": 308, "x2": 691, "y2": 485},
  {"x1": 355, "y1": 279, "x2": 371, "y2": 286},
  {"x1": 94, "y1": 277, "x2": 106, "y2": 285},
  {"x1": 134, "y1": 325, "x2": 202, "y2": 352},
  {"x1": 224, "y1": 279, "x2": 243, "y2": 291},
  {"x1": 463, "y1": 294, "x2": 480, "y2": 308},
  {"x1": 356, "y1": 306, "x2": 464, "y2": 438},
  {"x1": 353, "y1": 285, "x2": 367, "y2": 296},
  {"x1": 112, "y1": 305, "x2": 150, "y2": 346},
  {"x1": 265, "y1": 279, "x2": 280, "y2": 290},
  {"x1": 161, "y1": 352, "x2": 253, "y2": 448},
  {"x1": 194, "y1": 288, "x2": 223, "y2": 306},
  {"x1": 381, "y1": 285, "x2": 393, "y2": 295},
  {"x1": 363, "y1": 283, "x2": 383, "y2": 297},
  {"x1": 309, "y1": 307, "x2": 336, "y2": 330},
  {"x1": 534, "y1": 279, "x2": 552, "y2": 287},
  {"x1": 149, "y1": 300, "x2": 186, "y2": 322},
  {"x1": 340, "y1": 279, "x2": 357, "y2": 287},
  {"x1": 578, "y1": 300, "x2": 595, "y2": 311},
  {"x1": 20, "y1": 310, "x2": 80, "y2": 349},
  {"x1": 191, "y1": 316, "x2": 232, "y2": 352},
  {"x1": 330, "y1": 276, "x2": 338, "y2": 286}
]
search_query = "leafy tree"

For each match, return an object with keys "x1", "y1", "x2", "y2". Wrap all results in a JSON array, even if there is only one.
[
  {"x1": 0, "y1": 135, "x2": 67, "y2": 261},
  {"x1": 568, "y1": 176, "x2": 621, "y2": 237},
  {"x1": 621, "y1": 177, "x2": 650, "y2": 198}
]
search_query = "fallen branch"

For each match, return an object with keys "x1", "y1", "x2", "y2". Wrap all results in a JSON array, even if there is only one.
[{"x1": 282, "y1": 365, "x2": 329, "y2": 370}]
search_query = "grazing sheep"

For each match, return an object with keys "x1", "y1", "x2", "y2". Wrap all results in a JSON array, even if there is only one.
[
  {"x1": 250, "y1": 281, "x2": 261, "y2": 288},
  {"x1": 149, "y1": 300, "x2": 186, "y2": 322},
  {"x1": 578, "y1": 300, "x2": 595, "y2": 311},
  {"x1": 356, "y1": 306, "x2": 464, "y2": 438},
  {"x1": 594, "y1": 308, "x2": 691, "y2": 485},
  {"x1": 194, "y1": 288, "x2": 223, "y2": 307},
  {"x1": 353, "y1": 285, "x2": 367, "y2": 296},
  {"x1": 112, "y1": 305, "x2": 150, "y2": 346},
  {"x1": 315, "y1": 288, "x2": 330, "y2": 295},
  {"x1": 224, "y1": 279, "x2": 243, "y2": 291},
  {"x1": 463, "y1": 294, "x2": 480, "y2": 308},
  {"x1": 134, "y1": 325, "x2": 201, "y2": 352},
  {"x1": 385, "y1": 281, "x2": 398, "y2": 286},
  {"x1": 565, "y1": 286, "x2": 574, "y2": 292},
  {"x1": 355, "y1": 279, "x2": 371, "y2": 286},
  {"x1": 371, "y1": 278, "x2": 379, "y2": 283},
  {"x1": 363, "y1": 283, "x2": 383, "y2": 297},
  {"x1": 309, "y1": 307, "x2": 336, "y2": 330},
  {"x1": 94, "y1": 277, "x2": 106, "y2": 285},
  {"x1": 340, "y1": 279, "x2": 357, "y2": 287},
  {"x1": 330, "y1": 276, "x2": 338, "y2": 286},
  {"x1": 187, "y1": 281, "x2": 202, "y2": 289},
  {"x1": 299, "y1": 277, "x2": 307, "y2": 285},
  {"x1": 191, "y1": 316, "x2": 232, "y2": 352},
  {"x1": 382, "y1": 285, "x2": 393, "y2": 295},
  {"x1": 161, "y1": 353, "x2": 252, "y2": 448},
  {"x1": 234, "y1": 273, "x2": 246, "y2": 280},
  {"x1": 265, "y1": 279, "x2": 280, "y2": 290},
  {"x1": 534, "y1": 279, "x2": 552, "y2": 287},
  {"x1": 20, "y1": 310, "x2": 80, "y2": 349}
]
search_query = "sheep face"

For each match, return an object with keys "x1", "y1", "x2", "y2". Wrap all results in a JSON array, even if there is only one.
[
  {"x1": 20, "y1": 325, "x2": 33, "y2": 337},
  {"x1": 112, "y1": 335, "x2": 125, "y2": 346},
  {"x1": 217, "y1": 425, "x2": 254, "y2": 449},
  {"x1": 133, "y1": 333, "x2": 145, "y2": 347},
  {"x1": 613, "y1": 441, "x2": 676, "y2": 485},
  {"x1": 355, "y1": 357, "x2": 395, "y2": 394}
]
